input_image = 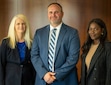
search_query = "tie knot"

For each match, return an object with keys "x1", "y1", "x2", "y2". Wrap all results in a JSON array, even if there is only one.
[
  {"x1": 53, "y1": 28, "x2": 57, "y2": 32},
  {"x1": 54, "y1": 28, "x2": 57, "y2": 30}
]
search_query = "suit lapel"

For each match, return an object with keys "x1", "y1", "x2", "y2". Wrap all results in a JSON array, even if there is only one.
[
  {"x1": 42, "y1": 26, "x2": 50, "y2": 69},
  {"x1": 14, "y1": 47, "x2": 21, "y2": 63},
  {"x1": 87, "y1": 44, "x2": 104, "y2": 76},
  {"x1": 54, "y1": 24, "x2": 67, "y2": 62}
]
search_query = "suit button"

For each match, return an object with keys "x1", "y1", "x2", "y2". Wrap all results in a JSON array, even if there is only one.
[
  {"x1": 94, "y1": 78, "x2": 96, "y2": 80},
  {"x1": 94, "y1": 68, "x2": 97, "y2": 70},
  {"x1": 28, "y1": 61, "x2": 30, "y2": 63},
  {"x1": 20, "y1": 65, "x2": 23, "y2": 67}
]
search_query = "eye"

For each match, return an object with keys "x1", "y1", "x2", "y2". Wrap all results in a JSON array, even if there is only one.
[
  {"x1": 22, "y1": 23, "x2": 25, "y2": 25},
  {"x1": 55, "y1": 11, "x2": 59, "y2": 14},
  {"x1": 94, "y1": 28, "x2": 98, "y2": 31},
  {"x1": 89, "y1": 27, "x2": 92, "y2": 31},
  {"x1": 49, "y1": 11, "x2": 53, "y2": 14},
  {"x1": 16, "y1": 23, "x2": 20, "y2": 25}
]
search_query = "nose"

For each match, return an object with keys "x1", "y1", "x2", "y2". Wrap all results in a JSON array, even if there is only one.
[
  {"x1": 89, "y1": 29, "x2": 95, "y2": 34},
  {"x1": 51, "y1": 12, "x2": 56, "y2": 17}
]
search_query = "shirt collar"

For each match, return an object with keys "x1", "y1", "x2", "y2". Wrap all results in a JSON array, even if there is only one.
[{"x1": 50, "y1": 22, "x2": 62, "y2": 31}]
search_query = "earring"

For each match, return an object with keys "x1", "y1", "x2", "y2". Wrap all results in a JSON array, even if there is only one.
[{"x1": 101, "y1": 33, "x2": 103, "y2": 35}]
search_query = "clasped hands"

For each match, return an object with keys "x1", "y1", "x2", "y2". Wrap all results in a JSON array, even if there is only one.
[{"x1": 43, "y1": 72, "x2": 56, "y2": 84}]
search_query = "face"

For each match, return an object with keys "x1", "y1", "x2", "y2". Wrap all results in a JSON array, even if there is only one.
[
  {"x1": 48, "y1": 4, "x2": 63, "y2": 27},
  {"x1": 14, "y1": 18, "x2": 26, "y2": 35},
  {"x1": 88, "y1": 22, "x2": 103, "y2": 42}
]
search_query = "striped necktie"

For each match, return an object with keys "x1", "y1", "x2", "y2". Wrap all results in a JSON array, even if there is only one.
[{"x1": 48, "y1": 28, "x2": 57, "y2": 72}]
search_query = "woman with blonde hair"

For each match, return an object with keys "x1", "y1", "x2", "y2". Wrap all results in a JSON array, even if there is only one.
[{"x1": 0, "y1": 14, "x2": 35, "y2": 85}]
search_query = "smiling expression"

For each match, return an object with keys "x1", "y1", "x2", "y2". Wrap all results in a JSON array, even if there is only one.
[
  {"x1": 14, "y1": 18, "x2": 26, "y2": 35},
  {"x1": 88, "y1": 22, "x2": 103, "y2": 42},
  {"x1": 48, "y1": 4, "x2": 64, "y2": 27}
]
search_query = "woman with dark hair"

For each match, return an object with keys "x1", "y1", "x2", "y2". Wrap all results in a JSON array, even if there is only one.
[{"x1": 81, "y1": 18, "x2": 111, "y2": 85}]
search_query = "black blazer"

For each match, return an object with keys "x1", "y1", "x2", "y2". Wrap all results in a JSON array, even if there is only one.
[
  {"x1": 81, "y1": 42, "x2": 111, "y2": 85},
  {"x1": 0, "y1": 39, "x2": 35, "y2": 85}
]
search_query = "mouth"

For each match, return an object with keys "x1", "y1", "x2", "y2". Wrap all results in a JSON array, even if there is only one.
[{"x1": 90, "y1": 34, "x2": 96, "y2": 38}]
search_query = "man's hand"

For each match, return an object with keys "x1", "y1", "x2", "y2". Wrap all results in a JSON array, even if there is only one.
[{"x1": 43, "y1": 72, "x2": 56, "y2": 84}]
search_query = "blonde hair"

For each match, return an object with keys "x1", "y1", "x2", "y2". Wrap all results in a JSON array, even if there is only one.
[{"x1": 6, "y1": 14, "x2": 32, "y2": 49}]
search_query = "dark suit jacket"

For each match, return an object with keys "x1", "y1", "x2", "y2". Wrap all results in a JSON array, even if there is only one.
[
  {"x1": 31, "y1": 23, "x2": 80, "y2": 85},
  {"x1": 0, "y1": 38, "x2": 35, "y2": 85},
  {"x1": 81, "y1": 42, "x2": 111, "y2": 85}
]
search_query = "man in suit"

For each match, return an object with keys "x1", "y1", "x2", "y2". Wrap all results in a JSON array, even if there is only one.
[{"x1": 31, "y1": 2, "x2": 80, "y2": 85}]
